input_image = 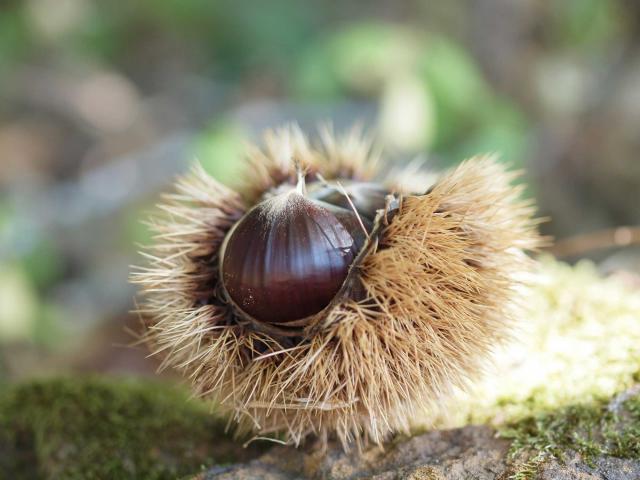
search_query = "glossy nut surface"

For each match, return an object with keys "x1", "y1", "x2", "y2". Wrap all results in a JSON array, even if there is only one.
[{"x1": 221, "y1": 192, "x2": 368, "y2": 323}]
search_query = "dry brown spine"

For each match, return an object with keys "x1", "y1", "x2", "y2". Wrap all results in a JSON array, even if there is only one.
[
  {"x1": 131, "y1": 126, "x2": 542, "y2": 450},
  {"x1": 240, "y1": 124, "x2": 380, "y2": 203}
]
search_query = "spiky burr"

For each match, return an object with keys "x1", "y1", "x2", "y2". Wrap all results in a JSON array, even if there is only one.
[{"x1": 131, "y1": 125, "x2": 541, "y2": 449}]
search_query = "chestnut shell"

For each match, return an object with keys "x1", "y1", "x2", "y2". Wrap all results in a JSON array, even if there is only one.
[{"x1": 221, "y1": 192, "x2": 370, "y2": 324}]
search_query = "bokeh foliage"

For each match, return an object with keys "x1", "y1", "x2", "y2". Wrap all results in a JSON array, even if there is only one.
[{"x1": 0, "y1": 0, "x2": 637, "y2": 390}]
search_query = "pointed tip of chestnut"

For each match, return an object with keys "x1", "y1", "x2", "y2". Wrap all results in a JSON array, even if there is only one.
[{"x1": 220, "y1": 189, "x2": 370, "y2": 324}]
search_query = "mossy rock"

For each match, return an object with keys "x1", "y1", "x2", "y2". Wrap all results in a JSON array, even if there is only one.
[
  {"x1": 191, "y1": 388, "x2": 640, "y2": 479},
  {"x1": 0, "y1": 377, "x2": 262, "y2": 480},
  {"x1": 194, "y1": 258, "x2": 640, "y2": 479},
  {"x1": 2, "y1": 258, "x2": 640, "y2": 480},
  {"x1": 501, "y1": 388, "x2": 640, "y2": 479}
]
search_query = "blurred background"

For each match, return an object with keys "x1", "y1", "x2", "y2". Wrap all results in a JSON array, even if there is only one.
[{"x1": 1, "y1": 0, "x2": 639, "y2": 384}]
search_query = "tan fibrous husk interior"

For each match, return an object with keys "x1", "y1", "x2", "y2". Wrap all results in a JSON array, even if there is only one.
[{"x1": 131, "y1": 125, "x2": 542, "y2": 449}]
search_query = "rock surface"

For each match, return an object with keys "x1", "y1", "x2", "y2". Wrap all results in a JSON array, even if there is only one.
[
  {"x1": 192, "y1": 425, "x2": 640, "y2": 480},
  {"x1": 537, "y1": 453, "x2": 640, "y2": 480}
]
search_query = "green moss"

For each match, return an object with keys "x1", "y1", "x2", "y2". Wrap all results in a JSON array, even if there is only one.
[
  {"x1": 499, "y1": 394, "x2": 640, "y2": 478},
  {"x1": 429, "y1": 258, "x2": 640, "y2": 428},
  {"x1": 0, "y1": 377, "x2": 259, "y2": 480},
  {"x1": 2, "y1": 259, "x2": 639, "y2": 479},
  {"x1": 414, "y1": 258, "x2": 640, "y2": 478},
  {"x1": 605, "y1": 396, "x2": 640, "y2": 458}
]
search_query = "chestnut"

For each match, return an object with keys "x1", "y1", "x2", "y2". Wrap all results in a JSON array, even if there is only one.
[
  {"x1": 133, "y1": 125, "x2": 541, "y2": 450},
  {"x1": 220, "y1": 176, "x2": 371, "y2": 324}
]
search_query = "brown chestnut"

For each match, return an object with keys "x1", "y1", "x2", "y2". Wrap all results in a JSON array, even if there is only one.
[{"x1": 220, "y1": 178, "x2": 371, "y2": 324}]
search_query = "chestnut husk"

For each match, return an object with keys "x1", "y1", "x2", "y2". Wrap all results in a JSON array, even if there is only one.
[{"x1": 132, "y1": 125, "x2": 542, "y2": 450}]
